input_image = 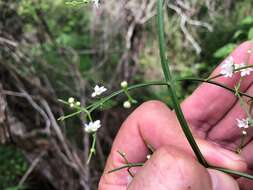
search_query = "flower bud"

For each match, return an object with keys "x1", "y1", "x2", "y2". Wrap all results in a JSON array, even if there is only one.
[
  {"x1": 121, "y1": 81, "x2": 128, "y2": 88},
  {"x1": 68, "y1": 97, "x2": 75, "y2": 104},
  {"x1": 75, "y1": 101, "x2": 81, "y2": 106},
  {"x1": 123, "y1": 101, "x2": 131, "y2": 109}
]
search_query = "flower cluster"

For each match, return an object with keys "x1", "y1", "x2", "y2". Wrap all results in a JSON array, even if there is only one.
[
  {"x1": 63, "y1": 80, "x2": 136, "y2": 163},
  {"x1": 236, "y1": 117, "x2": 252, "y2": 135},
  {"x1": 84, "y1": 120, "x2": 101, "y2": 133},
  {"x1": 220, "y1": 56, "x2": 253, "y2": 78},
  {"x1": 68, "y1": 97, "x2": 81, "y2": 107}
]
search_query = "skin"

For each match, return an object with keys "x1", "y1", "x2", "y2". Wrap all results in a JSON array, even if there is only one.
[{"x1": 99, "y1": 41, "x2": 253, "y2": 190}]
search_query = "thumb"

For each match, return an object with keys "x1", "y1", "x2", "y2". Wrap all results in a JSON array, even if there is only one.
[{"x1": 128, "y1": 146, "x2": 239, "y2": 190}]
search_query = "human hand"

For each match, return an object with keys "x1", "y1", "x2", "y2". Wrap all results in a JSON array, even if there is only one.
[{"x1": 99, "y1": 41, "x2": 253, "y2": 190}]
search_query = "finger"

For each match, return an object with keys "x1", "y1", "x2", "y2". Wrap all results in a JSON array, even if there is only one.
[
  {"x1": 128, "y1": 146, "x2": 239, "y2": 190},
  {"x1": 182, "y1": 41, "x2": 253, "y2": 136},
  {"x1": 99, "y1": 101, "x2": 246, "y2": 189}
]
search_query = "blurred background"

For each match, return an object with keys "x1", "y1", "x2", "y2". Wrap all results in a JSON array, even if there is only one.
[{"x1": 0, "y1": 0, "x2": 253, "y2": 189}]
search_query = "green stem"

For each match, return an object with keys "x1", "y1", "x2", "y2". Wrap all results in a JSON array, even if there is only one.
[
  {"x1": 178, "y1": 77, "x2": 253, "y2": 99},
  {"x1": 57, "y1": 110, "x2": 82, "y2": 121},
  {"x1": 207, "y1": 64, "x2": 253, "y2": 81},
  {"x1": 157, "y1": 0, "x2": 208, "y2": 167},
  {"x1": 108, "y1": 162, "x2": 253, "y2": 180},
  {"x1": 86, "y1": 133, "x2": 97, "y2": 164},
  {"x1": 211, "y1": 166, "x2": 253, "y2": 180},
  {"x1": 60, "y1": 78, "x2": 253, "y2": 121},
  {"x1": 88, "y1": 81, "x2": 167, "y2": 112},
  {"x1": 123, "y1": 88, "x2": 137, "y2": 104},
  {"x1": 236, "y1": 133, "x2": 245, "y2": 153},
  {"x1": 107, "y1": 163, "x2": 144, "y2": 174}
]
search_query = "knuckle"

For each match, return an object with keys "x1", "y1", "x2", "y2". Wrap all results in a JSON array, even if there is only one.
[{"x1": 139, "y1": 100, "x2": 167, "y2": 111}]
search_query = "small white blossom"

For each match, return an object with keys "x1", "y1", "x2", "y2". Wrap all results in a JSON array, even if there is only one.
[
  {"x1": 241, "y1": 67, "x2": 253, "y2": 77},
  {"x1": 84, "y1": 120, "x2": 101, "y2": 133},
  {"x1": 146, "y1": 154, "x2": 151, "y2": 160},
  {"x1": 236, "y1": 118, "x2": 250, "y2": 129},
  {"x1": 123, "y1": 101, "x2": 131, "y2": 109},
  {"x1": 235, "y1": 63, "x2": 253, "y2": 77},
  {"x1": 91, "y1": 85, "x2": 107, "y2": 98},
  {"x1": 68, "y1": 97, "x2": 75, "y2": 104},
  {"x1": 220, "y1": 56, "x2": 235, "y2": 78},
  {"x1": 242, "y1": 130, "x2": 247, "y2": 135},
  {"x1": 121, "y1": 81, "x2": 128, "y2": 88},
  {"x1": 92, "y1": 0, "x2": 99, "y2": 8},
  {"x1": 75, "y1": 101, "x2": 81, "y2": 106},
  {"x1": 241, "y1": 68, "x2": 253, "y2": 77}
]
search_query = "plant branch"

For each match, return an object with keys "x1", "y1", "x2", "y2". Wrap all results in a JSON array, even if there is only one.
[{"x1": 157, "y1": 0, "x2": 208, "y2": 167}]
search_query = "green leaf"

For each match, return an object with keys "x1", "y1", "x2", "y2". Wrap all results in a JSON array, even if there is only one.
[
  {"x1": 232, "y1": 30, "x2": 244, "y2": 40},
  {"x1": 248, "y1": 27, "x2": 253, "y2": 40},
  {"x1": 240, "y1": 16, "x2": 253, "y2": 25},
  {"x1": 213, "y1": 43, "x2": 237, "y2": 58}
]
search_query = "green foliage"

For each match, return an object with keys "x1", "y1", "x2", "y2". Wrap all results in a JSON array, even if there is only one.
[
  {"x1": 212, "y1": 11, "x2": 253, "y2": 60},
  {"x1": 213, "y1": 43, "x2": 237, "y2": 58},
  {"x1": 0, "y1": 146, "x2": 28, "y2": 189},
  {"x1": 248, "y1": 27, "x2": 253, "y2": 40}
]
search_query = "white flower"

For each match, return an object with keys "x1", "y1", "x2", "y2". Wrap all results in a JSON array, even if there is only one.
[
  {"x1": 84, "y1": 120, "x2": 101, "y2": 133},
  {"x1": 121, "y1": 81, "x2": 128, "y2": 88},
  {"x1": 75, "y1": 101, "x2": 81, "y2": 106},
  {"x1": 234, "y1": 63, "x2": 253, "y2": 77},
  {"x1": 242, "y1": 130, "x2": 247, "y2": 135},
  {"x1": 241, "y1": 65, "x2": 253, "y2": 77},
  {"x1": 146, "y1": 154, "x2": 151, "y2": 160},
  {"x1": 236, "y1": 118, "x2": 250, "y2": 129},
  {"x1": 220, "y1": 56, "x2": 235, "y2": 78},
  {"x1": 68, "y1": 97, "x2": 75, "y2": 104},
  {"x1": 92, "y1": 0, "x2": 99, "y2": 8},
  {"x1": 123, "y1": 101, "x2": 131, "y2": 109},
  {"x1": 91, "y1": 85, "x2": 107, "y2": 97}
]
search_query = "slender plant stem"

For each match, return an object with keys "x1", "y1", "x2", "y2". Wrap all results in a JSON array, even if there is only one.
[
  {"x1": 211, "y1": 166, "x2": 253, "y2": 180},
  {"x1": 58, "y1": 110, "x2": 82, "y2": 121},
  {"x1": 87, "y1": 133, "x2": 97, "y2": 164},
  {"x1": 88, "y1": 81, "x2": 167, "y2": 112},
  {"x1": 178, "y1": 77, "x2": 253, "y2": 99},
  {"x1": 157, "y1": 0, "x2": 208, "y2": 167},
  {"x1": 107, "y1": 163, "x2": 144, "y2": 174},
  {"x1": 60, "y1": 78, "x2": 253, "y2": 121},
  {"x1": 108, "y1": 162, "x2": 253, "y2": 180}
]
